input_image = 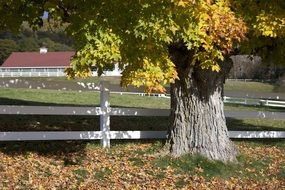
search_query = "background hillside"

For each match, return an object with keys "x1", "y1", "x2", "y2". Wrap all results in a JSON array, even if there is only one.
[{"x1": 0, "y1": 20, "x2": 74, "y2": 65}]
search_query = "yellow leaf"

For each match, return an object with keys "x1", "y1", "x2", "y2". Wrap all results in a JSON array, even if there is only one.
[{"x1": 211, "y1": 64, "x2": 220, "y2": 72}]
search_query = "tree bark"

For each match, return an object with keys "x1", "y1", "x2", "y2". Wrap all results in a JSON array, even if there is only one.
[{"x1": 165, "y1": 44, "x2": 237, "y2": 162}]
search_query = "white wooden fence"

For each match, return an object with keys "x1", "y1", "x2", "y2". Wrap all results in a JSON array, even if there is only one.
[
  {"x1": 0, "y1": 81, "x2": 284, "y2": 147},
  {"x1": 224, "y1": 96, "x2": 285, "y2": 108},
  {"x1": 259, "y1": 100, "x2": 285, "y2": 108},
  {"x1": 0, "y1": 66, "x2": 121, "y2": 77}
]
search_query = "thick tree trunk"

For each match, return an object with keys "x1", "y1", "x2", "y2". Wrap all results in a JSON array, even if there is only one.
[{"x1": 165, "y1": 44, "x2": 237, "y2": 162}]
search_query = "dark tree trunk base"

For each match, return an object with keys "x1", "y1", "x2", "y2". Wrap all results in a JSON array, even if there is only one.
[{"x1": 166, "y1": 44, "x2": 236, "y2": 163}]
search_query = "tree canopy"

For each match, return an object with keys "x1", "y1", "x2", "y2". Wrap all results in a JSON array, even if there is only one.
[
  {"x1": 0, "y1": 39, "x2": 19, "y2": 64},
  {"x1": 2, "y1": 1, "x2": 285, "y2": 91},
  {"x1": 61, "y1": 0, "x2": 247, "y2": 92},
  {"x1": 0, "y1": 0, "x2": 249, "y2": 91},
  {"x1": 232, "y1": 0, "x2": 285, "y2": 65}
]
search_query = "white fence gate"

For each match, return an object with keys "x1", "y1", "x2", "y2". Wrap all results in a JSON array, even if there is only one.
[{"x1": 0, "y1": 81, "x2": 284, "y2": 148}]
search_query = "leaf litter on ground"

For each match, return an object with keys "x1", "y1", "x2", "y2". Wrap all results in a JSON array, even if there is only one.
[{"x1": 0, "y1": 140, "x2": 284, "y2": 189}]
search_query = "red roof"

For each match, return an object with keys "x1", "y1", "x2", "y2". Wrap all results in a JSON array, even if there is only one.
[{"x1": 1, "y1": 52, "x2": 75, "y2": 68}]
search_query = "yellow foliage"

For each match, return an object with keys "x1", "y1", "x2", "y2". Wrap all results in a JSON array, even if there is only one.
[
  {"x1": 121, "y1": 55, "x2": 178, "y2": 93},
  {"x1": 253, "y1": 11, "x2": 285, "y2": 38},
  {"x1": 211, "y1": 64, "x2": 220, "y2": 72},
  {"x1": 59, "y1": 0, "x2": 247, "y2": 91},
  {"x1": 172, "y1": 0, "x2": 195, "y2": 7}
]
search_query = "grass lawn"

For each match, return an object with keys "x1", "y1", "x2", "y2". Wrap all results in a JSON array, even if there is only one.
[
  {"x1": 13, "y1": 76, "x2": 121, "y2": 84},
  {"x1": 224, "y1": 103, "x2": 285, "y2": 112},
  {"x1": 0, "y1": 87, "x2": 284, "y2": 189},
  {"x1": 224, "y1": 80, "x2": 285, "y2": 93},
  {"x1": 2, "y1": 76, "x2": 285, "y2": 93},
  {"x1": 1, "y1": 87, "x2": 285, "y2": 110},
  {"x1": 0, "y1": 88, "x2": 169, "y2": 108},
  {"x1": 0, "y1": 114, "x2": 285, "y2": 132}
]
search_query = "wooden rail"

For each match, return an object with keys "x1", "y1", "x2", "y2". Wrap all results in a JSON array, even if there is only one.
[{"x1": 0, "y1": 81, "x2": 284, "y2": 147}]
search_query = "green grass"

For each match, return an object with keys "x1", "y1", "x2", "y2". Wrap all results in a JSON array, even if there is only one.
[
  {"x1": 4, "y1": 77, "x2": 284, "y2": 94},
  {"x1": 227, "y1": 118, "x2": 285, "y2": 131},
  {"x1": 73, "y1": 168, "x2": 89, "y2": 183},
  {"x1": 94, "y1": 167, "x2": 113, "y2": 180},
  {"x1": 4, "y1": 77, "x2": 284, "y2": 93},
  {"x1": 0, "y1": 87, "x2": 284, "y2": 132},
  {"x1": 150, "y1": 141, "x2": 285, "y2": 182},
  {"x1": 154, "y1": 154, "x2": 240, "y2": 179},
  {"x1": 224, "y1": 80, "x2": 285, "y2": 93},
  {"x1": 1, "y1": 88, "x2": 285, "y2": 111},
  {"x1": 0, "y1": 88, "x2": 170, "y2": 108},
  {"x1": 0, "y1": 88, "x2": 100, "y2": 106},
  {"x1": 10, "y1": 76, "x2": 121, "y2": 84},
  {"x1": 110, "y1": 94, "x2": 170, "y2": 109},
  {"x1": 225, "y1": 103, "x2": 285, "y2": 112}
]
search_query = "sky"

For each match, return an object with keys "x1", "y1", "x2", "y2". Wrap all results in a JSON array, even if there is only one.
[{"x1": 42, "y1": 11, "x2": 48, "y2": 19}]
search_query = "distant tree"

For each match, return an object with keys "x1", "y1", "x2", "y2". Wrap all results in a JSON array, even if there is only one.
[
  {"x1": 39, "y1": 38, "x2": 73, "y2": 51},
  {"x1": 0, "y1": 39, "x2": 19, "y2": 65},
  {"x1": 19, "y1": 22, "x2": 35, "y2": 38},
  {"x1": 18, "y1": 37, "x2": 39, "y2": 51},
  {"x1": 0, "y1": 21, "x2": 74, "y2": 53},
  {"x1": 37, "y1": 19, "x2": 75, "y2": 48}
]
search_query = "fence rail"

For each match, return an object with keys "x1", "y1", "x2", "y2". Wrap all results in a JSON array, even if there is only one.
[
  {"x1": 1, "y1": 106, "x2": 285, "y2": 119},
  {"x1": 0, "y1": 81, "x2": 284, "y2": 146},
  {"x1": 226, "y1": 79, "x2": 282, "y2": 83},
  {"x1": 1, "y1": 131, "x2": 284, "y2": 141},
  {"x1": 0, "y1": 71, "x2": 65, "y2": 77},
  {"x1": 259, "y1": 100, "x2": 285, "y2": 108},
  {"x1": 224, "y1": 96, "x2": 285, "y2": 108},
  {"x1": 0, "y1": 70, "x2": 120, "y2": 77}
]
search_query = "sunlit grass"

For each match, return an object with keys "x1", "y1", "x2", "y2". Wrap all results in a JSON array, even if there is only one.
[
  {"x1": 0, "y1": 88, "x2": 100, "y2": 106},
  {"x1": 1, "y1": 88, "x2": 284, "y2": 111},
  {"x1": 3, "y1": 77, "x2": 284, "y2": 93},
  {"x1": 224, "y1": 80, "x2": 285, "y2": 93},
  {"x1": 3, "y1": 76, "x2": 121, "y2": 84}
]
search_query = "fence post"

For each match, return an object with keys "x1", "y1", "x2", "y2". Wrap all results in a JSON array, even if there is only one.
[{"x1": 100, "y1": 80, "x2": 110, "y2": 148}]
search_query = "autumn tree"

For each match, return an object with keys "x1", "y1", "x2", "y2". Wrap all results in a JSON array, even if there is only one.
[
  {"x1": 0, "y1": 39, "x2": 19, "y2": 65},
  {"x1": 233, "y1": 0, "x2": 285, "y2": 59},
  {"x1": 2, "y1": 0, "x2": 284, "y2": 162}
]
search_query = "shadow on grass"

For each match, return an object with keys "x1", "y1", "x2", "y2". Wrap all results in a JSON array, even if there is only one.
[
  {"x1": 0, "y1": 141, "x2": 88, "y2": 156},
  {"x1": 225, "y1": 103, "x2": 285, "y2": 112},
  {"x1": 0, "y1": 115, "x2": 100, "y2": 131},
  {"x1": 0, "y1": 141, "x2": 93, "y2": 166},
  {"x1": 273, "y1": 84, "x2": 285, "y2": 93},
  {"x1": 226, "y1": 118, "x2": 285, "y2": 131},
  {"x1": 153, "y1": 149, "x2": 285, "y2": 183},
  {"x1": 0, "y1": 115, "x2": 169, "y2": 132},
  {"x1": 0, "y1": 97, "x2": 99, "y2": 107},
  {"x1": 0, "y1": 96, "x2": 167, "y2": 109}
]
